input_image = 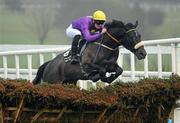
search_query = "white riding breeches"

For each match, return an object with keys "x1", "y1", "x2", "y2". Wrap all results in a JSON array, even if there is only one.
[{"x1": 66, "y1": 24, "x2": 82, "y2": 40}]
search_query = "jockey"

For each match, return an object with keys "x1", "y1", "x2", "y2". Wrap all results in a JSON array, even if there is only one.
[{"x1": 66, "y1": 10, "x2": 107, "y2": 64}]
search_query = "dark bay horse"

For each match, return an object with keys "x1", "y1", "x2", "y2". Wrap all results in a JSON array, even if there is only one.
[{"x1": 33, "y1": 20, "x2": 147, "y2": 85}]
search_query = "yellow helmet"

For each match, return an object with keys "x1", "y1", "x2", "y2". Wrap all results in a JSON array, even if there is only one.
[{"x1": 93, "y1": 10, "x2": 106, "y2": 21}]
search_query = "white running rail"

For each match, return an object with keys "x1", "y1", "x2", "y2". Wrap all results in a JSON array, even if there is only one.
[{"x1": 0, "y1": 38, "x2": 180, "y2": 86}]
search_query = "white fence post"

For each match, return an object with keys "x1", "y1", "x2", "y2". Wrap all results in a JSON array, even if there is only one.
[
  {"x1": 3, "y1": 56, "x2": 7, "y2": 79},
  {"x1": 144, "y1": 54, "x2": 148, "y2": 78},
  {"x1": 27, "y1": 55, "x2": 32, "y2": 82},
  {"x1": 176, "y1": 43, "x2": 180, "y2": 76},
  {"x1": 130, "y1": 53, "x2": 135, "y2": 79},
  {"x1": 157, "y1": 45, "x2": 162, "y2": 78},
  {"x1": 15, "y1": 55, "x2": 20, "y2": 79},
  {"x1": 39, "y1": 53, "x2": 44, "y2": 65},
  {"x1": 171, "y1": 43, "x2": 176, "y2": 73}
]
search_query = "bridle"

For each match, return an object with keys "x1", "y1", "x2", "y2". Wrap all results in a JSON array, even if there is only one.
[
  {"x1": 106, "y1": 28, "x2": 137, "y2": 45},
  {"x1": 94, "y1": 28, "x2": 137, "y2": 51},
  {"x1": 106, "y1": 31, "x2": 121, "y2": 45},
  {"x1": 92, "y1": 28, "x2": 139, "y2": 64}
]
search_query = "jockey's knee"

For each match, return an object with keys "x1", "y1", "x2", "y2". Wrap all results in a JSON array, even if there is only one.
[{"x1": 73, "y1": 35, "x2": 81, "y2": 44}]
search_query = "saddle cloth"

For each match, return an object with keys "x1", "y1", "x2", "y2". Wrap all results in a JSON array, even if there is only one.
[{"x1": 63, "y1": 48, "x2": 72, "y2": 63}]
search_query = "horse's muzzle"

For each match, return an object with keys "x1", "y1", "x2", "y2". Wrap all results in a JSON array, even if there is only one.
[{"x1": 135, "y1": 47, "x2": 147, "y2": 60}]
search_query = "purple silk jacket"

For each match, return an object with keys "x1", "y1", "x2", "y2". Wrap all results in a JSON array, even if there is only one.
[{"x1": 72, "y1": 16, "x2": 102, "y2": 42}]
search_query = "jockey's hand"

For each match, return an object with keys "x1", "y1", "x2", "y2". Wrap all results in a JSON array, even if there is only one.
[{"x1": 101, "y1": 28, "x2": 107, "y2": 34}]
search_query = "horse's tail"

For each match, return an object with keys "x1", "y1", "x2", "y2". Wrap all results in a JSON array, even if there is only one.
[{"x1": 32, "y1": 61, "x2": 50, "y2": 85}]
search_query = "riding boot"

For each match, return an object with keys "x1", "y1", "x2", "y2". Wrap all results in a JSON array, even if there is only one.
[
  {"x1": 71, "y1": 35, "x2": 81, "y2": 64},
  {"x1": 78, "y1": 39, "x2": 86, "y2": 54}
]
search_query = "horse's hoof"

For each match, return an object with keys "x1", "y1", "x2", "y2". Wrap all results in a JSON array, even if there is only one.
[
  {"x1": 91, "y1": 75, "x2": 100, "y2": 82},
  {"x1": 92, "y1": 78, "x2": 99, "y2": 82},
  {"x1": 106, "y1": 81, "x2": 112, "y2": 84},
  {"x1": 100, "y1": 77, "x2": 113, "y2": 84}
]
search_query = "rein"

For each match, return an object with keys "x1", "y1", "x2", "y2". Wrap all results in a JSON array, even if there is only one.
[
  {"x1": 106, "y1": 31, "x2": 121, "y2": 45},
  {"x1": 94, "y1": 42, "x2": 117, "y2": 51},
  {"x1": 93, "y1": 31, "x2": 121, "y2": 52},
  {"x1": 106, "y1": 28, "x2": 137, "y2": 45}
]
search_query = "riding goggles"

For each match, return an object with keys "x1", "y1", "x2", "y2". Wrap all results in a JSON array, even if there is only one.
[{"x1": 94, "y1": 20, "x2": 105, "y2": 25}]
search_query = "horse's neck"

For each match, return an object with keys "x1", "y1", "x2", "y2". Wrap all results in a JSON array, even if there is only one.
[{"x1": 100, "y1": 34, "x2": 119, "y2": 49}]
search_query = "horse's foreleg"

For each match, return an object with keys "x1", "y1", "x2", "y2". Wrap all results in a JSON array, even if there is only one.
[
  {"x1": 100, "y1": 63, "x2": 123, "y2": 83},
  {"x1": 82, "y1": 63, "x2": 101, "y2": 82},
  {"x1": 88, "y1": 72, "x2": 100, "y2": 82}
]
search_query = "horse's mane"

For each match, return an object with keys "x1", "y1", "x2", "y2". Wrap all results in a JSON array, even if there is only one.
[
  {"x1": 109, "y1": 19, "x2": 138, "y2": 30},
  {"x1": 105, "y1": 19, "x2": 138, "y2": 38},
  {"x1": 106, "y1": 20, "x2": 126, "y2": 37},
  {"x1": 110, "y1": 19, "x2": 125, "y2": 28}
]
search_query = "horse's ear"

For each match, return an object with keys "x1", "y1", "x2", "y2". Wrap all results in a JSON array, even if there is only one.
[{"x1": 134, "y1": 21, "x2": 138, "y2": 28}]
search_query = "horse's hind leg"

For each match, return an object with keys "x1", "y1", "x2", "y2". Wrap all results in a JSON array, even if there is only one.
[{"x1": 32, "y1": 61, "x2": 50, "y2": 85}]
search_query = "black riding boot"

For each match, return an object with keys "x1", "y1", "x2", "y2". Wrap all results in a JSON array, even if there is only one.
[
  {"x1": 71, "y1": 35, "x2": 81, "y2": 64},
  {"x1": 78, "y1": 39, "x2": 86, "y2": 54}
]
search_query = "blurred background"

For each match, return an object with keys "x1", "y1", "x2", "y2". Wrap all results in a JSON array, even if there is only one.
[{"x1": 0, "y1": 0, "x2": 180, "y2": 45}]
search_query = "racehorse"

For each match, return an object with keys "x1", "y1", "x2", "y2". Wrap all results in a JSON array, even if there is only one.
[{"x1": 33, "y1": 20, "x2": 147, "y2": 85}]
